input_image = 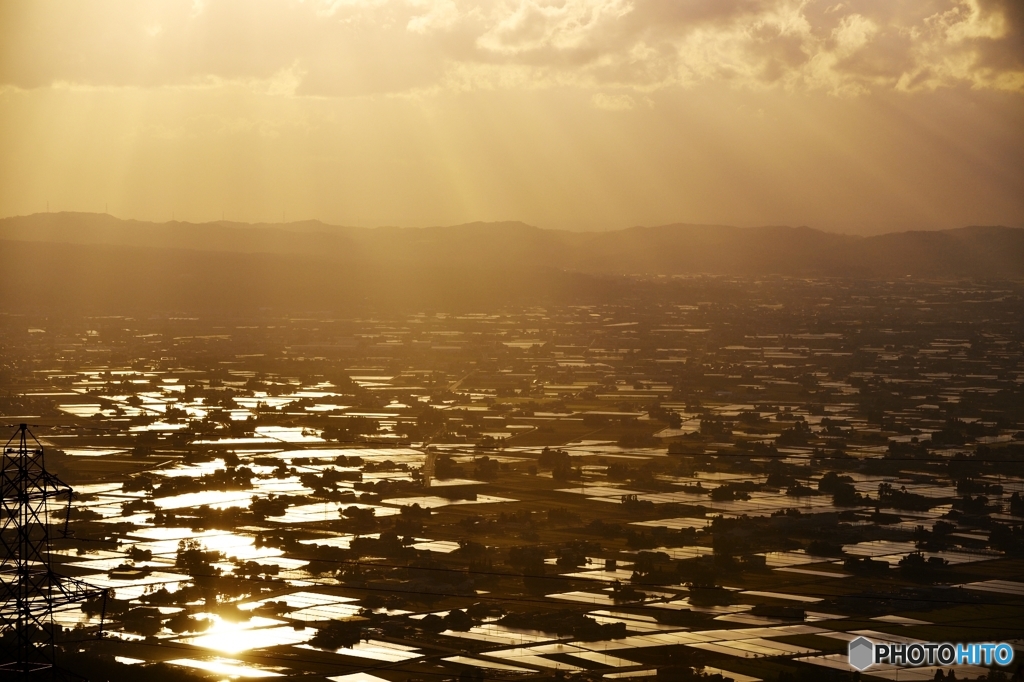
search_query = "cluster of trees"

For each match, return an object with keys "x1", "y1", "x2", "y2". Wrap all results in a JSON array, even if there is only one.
[
  {"x1": 913, "y1": 520, "x2": 955, "y2": 551},
  {"x1": 434, "y1": 453, "x2": 461, "y2": 479},
  {"x1": 322, "y1": 416, "x2": 379, "y2": 442},
  {"x1": 498, "y1": 610, "x2": 626, "y2": 640},
  {"x1": 417, "y1": 608, "x2": 474, "y2": 632},
  {"x1": 153, "y1": 464, "x2": 255, "y2": 497},
  {"x1": 394, "y1": 405, "x2": 448, "y2": 442},
  {"x1": 473, "y1": 455, "x2": 500, "y2": 479},
  {"x1": 990, "y1": 524, "x2": 1024, "y2": 555},
  {"x1": 776, "y1": 421, "x2": 812, "y2": 446},
  {"x1": 951, "y1": 494, "x2": 997, "y2": 515},
  {"x1": 308, "y1": 619, "x2": 363, "y2": 650},
  {"x1": 394, "y1": 503, "x2": 431, "y2": 535},
  {"x1": 709, "y1": 481, "x2": 759, "y2": 501},
  {"x1": 339, "y1": 505, "x2": 376, "y2": 531},
  {"x1": 898, "y1": 551, "x2": 949, "y2": 581},
  {"x1": 538, "y1": 447, "x2": 578, "y2": 481},
  {"x1": 348, "y1": 531, "x2": 416, "y2": 560},
  {"x1": 877, "y1": 482, "x2": 934, "y2": 511},
  {"x1": 300, "y1": 468, "x2": 362, "y2": 496},
  {"x1": 843, "y1": 556, "x2": 889, "y2": 574},
  {"x1": 817, "y1": 472, "x2": 867, "y2": 506},
  {"x1": 647, "y1": 404, "x2": 683, "y2": 428}
]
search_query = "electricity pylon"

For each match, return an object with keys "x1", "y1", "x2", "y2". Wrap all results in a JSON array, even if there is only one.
[{"x1": 1, "y1": 424, "x2": 103, "y2": 679}]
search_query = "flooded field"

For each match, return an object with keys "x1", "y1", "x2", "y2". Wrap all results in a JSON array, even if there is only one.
[{"x1": 2, "y1": 277, "x2": 1023, "y2": 681}]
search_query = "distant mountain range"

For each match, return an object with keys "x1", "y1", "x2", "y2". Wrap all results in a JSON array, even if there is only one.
[{"x1": 1, "y1": 212, "x2": 1021, "y2": 312}]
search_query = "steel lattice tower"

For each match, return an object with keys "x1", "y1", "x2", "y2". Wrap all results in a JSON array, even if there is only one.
[{"x1": 1, "y1": 424, "x2": 102, "y2": 679}]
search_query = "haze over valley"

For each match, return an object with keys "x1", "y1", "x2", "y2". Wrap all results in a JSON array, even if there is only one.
[{"x1": 3, "y1": 212, "x2": 1024, "y2": 314}]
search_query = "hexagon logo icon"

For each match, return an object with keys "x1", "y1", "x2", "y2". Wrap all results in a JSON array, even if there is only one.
[{"x1": 848, "y1": 636, "x2": 875, "y2": 671}]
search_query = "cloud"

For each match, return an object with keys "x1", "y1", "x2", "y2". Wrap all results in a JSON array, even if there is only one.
[
  {"x1": 315, "y1": 0, "x2": 390, "y2": 18},
  {"x1": 476, "y1": 0, "x2": 634, "y2": 55},
  {"x1": 0, "y1": 0, "x2": 1020, "y2": 96},
  {"x1": 894, "y1": 0, "x2": 1024, "y2": 91},
  {"x1": 591, "y1": 91, "x2": 635, "y2": 110},
  {"x1": 37, "y1": 63, "x2": 308, "y2": 99},
  {"x1": 406, "y1": 0, "x2": 461, "y2": 34}
]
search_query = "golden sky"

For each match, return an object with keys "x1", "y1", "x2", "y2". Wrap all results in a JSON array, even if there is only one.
[{"x1": 1, "y1": 0, "x2": 1022, "y2": 233}]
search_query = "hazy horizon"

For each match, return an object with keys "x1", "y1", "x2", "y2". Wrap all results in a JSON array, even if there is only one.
[{"x1": 2, "y1": 209, "x2": 1022, "y2": 237}]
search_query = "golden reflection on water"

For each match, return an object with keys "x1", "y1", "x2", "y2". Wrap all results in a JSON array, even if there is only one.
[
  {"x1": 166, "y1": 656, "x2": 284, "y2": 678},
  {"x1": 179, "y1": 614, "x2": 315, "y2": 653}
]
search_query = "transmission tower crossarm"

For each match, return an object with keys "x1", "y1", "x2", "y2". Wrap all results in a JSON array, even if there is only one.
[{"x1": 52, "y1": 575, "x2": 104, "y2": 607}]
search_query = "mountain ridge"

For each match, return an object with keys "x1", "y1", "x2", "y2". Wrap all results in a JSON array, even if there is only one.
[{"x1": 1, "y1": 212, "x2": 1021, "y2": 284}]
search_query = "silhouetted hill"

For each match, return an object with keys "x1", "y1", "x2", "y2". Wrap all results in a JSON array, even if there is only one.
[
  {"x1": 3, "y1": 213, "x2": 1021, "y2": 278},
  {"x1": 1, "y1": 213, "x2": 1021, "y2": 312}
]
